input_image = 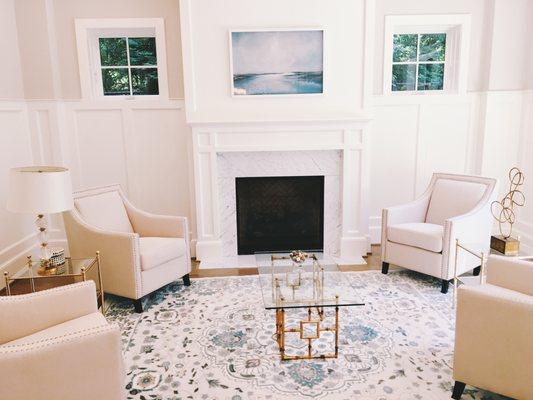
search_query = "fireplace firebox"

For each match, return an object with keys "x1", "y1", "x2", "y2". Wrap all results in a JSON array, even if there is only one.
[{"x1": 235, "y1": 176, "x2": 324, "y2": 254}]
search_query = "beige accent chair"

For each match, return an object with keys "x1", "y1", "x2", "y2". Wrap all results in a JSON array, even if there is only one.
[
  {"x1": 452, "y1": 255, "x2": 533, "y2": 399},
  {"x1": 381, "y1": 173, "x2": 498, "y2": 293},
  {"x1": 63, "y1": 184, "x2": 191, "y2": 312},
  {"x1": 0, "y1": 281, "x2": 124, "y2": 400}
]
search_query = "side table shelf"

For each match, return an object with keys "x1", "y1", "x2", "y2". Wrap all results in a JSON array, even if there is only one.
[{"x1": 2, "y1": 251, "x2": 106, "y2": 315}]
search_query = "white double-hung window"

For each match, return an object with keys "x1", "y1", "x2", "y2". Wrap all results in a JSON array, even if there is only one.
[
  {"x1": 383, "y1": 15, "x2": 471, "y2": 94},
  {"x1": 75, "y1": 19, "x2": 169, "y2": 99}
]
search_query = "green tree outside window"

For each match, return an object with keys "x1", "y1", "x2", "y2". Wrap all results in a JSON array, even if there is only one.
[
  {"x1": 392, "y1": 33, "x2": 446, "y2": 92},
  {"x1": 99, "y1": 37, "x2": 159, "y2": 96}
]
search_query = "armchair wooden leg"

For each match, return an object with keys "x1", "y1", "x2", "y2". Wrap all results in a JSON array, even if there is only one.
[
  {"x1": 382, "y1": 262, "x2": 389, "y2": 274},
  {"x1": 473, "y1": 265, "x2": 481, "y2": 276},
  {"x1": 451, "y1": 381, "x2": 466, "y2": 399},
  {"x1": 441, "y1": 280, "x2": 450, "y2": 294},
  {"x1": 183, "y1": 273, "x2": 191, "y2": 287},
  {"x1": 133, "y1": 299, "x2": 143, "y2": 313}
]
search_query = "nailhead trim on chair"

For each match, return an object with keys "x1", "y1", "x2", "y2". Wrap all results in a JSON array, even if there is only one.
[
  {"x1": 131, "y1": 234, "x2": 142, "y2": 298},
  {"x1": 0, "y1": 324, "x2": 119, "y2": 353}
]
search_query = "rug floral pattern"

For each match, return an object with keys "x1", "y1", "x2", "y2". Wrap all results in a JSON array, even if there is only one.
[{"x1": 107, "y1": 271, "x2": 510, "y2": 400}]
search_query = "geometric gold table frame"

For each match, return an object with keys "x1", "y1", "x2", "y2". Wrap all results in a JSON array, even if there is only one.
[
  {"x1": 275, "y1": 300, "x2": 340, "y2": 361},
  {"x1": 263, "y1": 254, "x2": 359, "y2": 361}
]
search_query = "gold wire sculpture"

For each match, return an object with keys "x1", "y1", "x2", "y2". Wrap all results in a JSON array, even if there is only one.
[{"x1": 491, "y1": 167, "x2": 525, "y2": 239}]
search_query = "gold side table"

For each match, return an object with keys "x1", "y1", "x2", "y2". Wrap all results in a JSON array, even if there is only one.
[
  {"x1": 453, "y1": 240, "x2": 488, "y2": 307},
  {"x1": 3, "y1": 251, "x2": 106, "y2": 315}
]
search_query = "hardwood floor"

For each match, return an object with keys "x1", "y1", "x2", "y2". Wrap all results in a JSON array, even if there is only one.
[
  {"x1": 1, "y1": 245, "x2": 389, "y2": 295},
  {"x1": 190, "y1": 244, "x2": 390, "y2": 278}
]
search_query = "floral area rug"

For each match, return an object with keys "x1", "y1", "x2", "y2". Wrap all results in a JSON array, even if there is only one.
[{"x1": 106, "y1": 270, "x2": 509, "y2": 400}]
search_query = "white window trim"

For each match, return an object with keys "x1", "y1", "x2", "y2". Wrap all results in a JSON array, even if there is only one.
[
  {"x1": 383, "y1": 14, "x2": 471, "y2": 95},
  {"x1": 75, "y1": 18, "x2": 169, "y2": 100}
]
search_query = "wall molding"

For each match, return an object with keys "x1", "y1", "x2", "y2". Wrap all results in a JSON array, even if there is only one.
[{"x1": 191, "y1": 118, "x2": 371, "y2": 263}]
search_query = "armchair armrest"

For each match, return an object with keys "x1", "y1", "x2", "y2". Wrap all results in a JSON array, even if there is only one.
[
  {"x1": 486, "y1": 255, "x2": 533, "y2": 296},
  {"x1": 124, "y1": 200, "x2": 188, "y2": 239},
  {"x1": 0, "y1": 281, "x2": 97, "y2": 345},
  {"x1": 441, "y1": 197, "x2": 494, "y2": 278},
  {"x1": 381, "y1": 195, "x2": 431, "y2": 260},
  {"x1": 63, "y1": 210, "x2": 142, "y2": 300},
  {"x1": 382, "y1": 195, "x2": 431, "y2": 227},
  {"x1": 454, "y1": 284, "x2": 533, "y2": 399},
  {"x1": 0, "y1": 324, "x2": 125, "y2": 400}
]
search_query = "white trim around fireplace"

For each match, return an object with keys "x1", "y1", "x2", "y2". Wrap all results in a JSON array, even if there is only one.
[{"x1": 190, "y1": 117, "x2": 371, "y2": 267}]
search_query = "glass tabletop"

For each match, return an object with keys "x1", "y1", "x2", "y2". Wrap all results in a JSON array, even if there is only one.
[
  {"x1": 16, "y1": 257, "x2": 97, "y2": 279},
  {"x1": 256, "y1": 252, "x2": 364, "y2": 310},
  {"x1": 457, "y1": 242, "x2": 531, "y2": 259}
]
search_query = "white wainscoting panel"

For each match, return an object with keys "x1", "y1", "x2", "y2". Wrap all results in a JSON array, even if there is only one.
[
  {"x1": 515, "y1": 91, "x2": 533, "y2": 253},
  {"x1": 368, "y1": 92, "x2": 526, "y2": 244},
  {"x1": 62, "y1": 101, "x2": 192, "y2": 222},
  {"x1": 70, "y1": 109, "x2": 129, "y2": 191}
]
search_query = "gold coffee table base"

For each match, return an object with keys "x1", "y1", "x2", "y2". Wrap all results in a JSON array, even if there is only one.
[{"x1": 275, "y1": 304, "x2": 339, "y2": 361}]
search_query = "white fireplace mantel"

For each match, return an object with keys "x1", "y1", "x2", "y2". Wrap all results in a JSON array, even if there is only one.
[{"x1": 190, "y1": 117, "x2": 372, "y2": 265}]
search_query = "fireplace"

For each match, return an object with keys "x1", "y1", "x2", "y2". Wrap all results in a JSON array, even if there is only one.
[{"x1": 236, "y1": 175, "x2": 324, "y2": 254}]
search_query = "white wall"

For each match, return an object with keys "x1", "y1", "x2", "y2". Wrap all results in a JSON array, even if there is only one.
[
  {"x1": 516, "y1": 92, "x2": 533, "y2": 253},
  {"x1": 0, "y1": 0, "x2": 39, "y2": 278},
  {"x1": 0, "y1": 0, "x2": 194, "y2": 278},
  {"x1": 1, "y1": 0, "x2": 533, "y2": 275},
  {"x1": 487, "y1": 0, "x2": 529, "y2": 91},
  {"x1": 13, "y1": 0, "x2": 184, "y2": 100},
  {"x1": 373, "y1": 0, "x2": 492, "y2": 94},
  {"x1": 0, "y1": 0, "x2": 25, "y2": 100},
  {"x1": 367, "y1": 0, "x2": 533, "y2": 254},
  {"x1": 180, "y1": 0, "x2": 367, "y2": 122}
]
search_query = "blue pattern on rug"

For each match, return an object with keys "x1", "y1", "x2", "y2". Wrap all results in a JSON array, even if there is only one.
[{"x1": 107, "y1": 270, "x2": 511, "y2": 400}]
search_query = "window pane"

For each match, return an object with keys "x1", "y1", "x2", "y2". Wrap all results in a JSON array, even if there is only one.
[
  {"x1": 128, "y1": 37, "x2": 157, "y2": 66},
  {"x1": 393, "y1": 34, "x2": 418, "y2": 62},
  {"x1": 392, "y1": 64, "x2": 416, "y2": 91},
  {"x1": 99, "y1": 38, "x2": 128, "y2": 66},
  {"x1": 417, "y1": 63, "x2": 444, "y2": 90},
  {"x1": 131, "y1": 68, "x2": 159, "y2": 95},
  {"x1": 419, "y1": 34, "x2": 446, "y2": 62},
  {"x1": 102, "y1": 68, "x2": 130, "y2": 95}
]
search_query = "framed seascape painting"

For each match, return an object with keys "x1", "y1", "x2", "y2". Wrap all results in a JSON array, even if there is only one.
[{"x1": 230, "y1": 29, "x2": 324, "y2": 96}]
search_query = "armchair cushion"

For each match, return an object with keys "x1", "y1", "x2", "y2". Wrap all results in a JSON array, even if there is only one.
[
  {"x1": 425, "y1": 179, "x2": 486, "y2": 225},
  {"x1": 139, "y1": 237, "x2": 187, "y2": 271},
  {"x1": 74, "y1": 191, "x2": 134, "y2": 233},
  {"x1": 486, "y1": 255, "x2": 533, "y2": 296},
  {"x1": 387, "y1": 222, "x2": 443, "y2": 253},
  {"x1": 5, "y1": 312, "x2": 107, "y2": 346}
]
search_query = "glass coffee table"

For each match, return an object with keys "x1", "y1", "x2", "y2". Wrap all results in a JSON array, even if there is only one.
[{"x1": 256, "y1": 252, "x2": 364, "y2": 361}]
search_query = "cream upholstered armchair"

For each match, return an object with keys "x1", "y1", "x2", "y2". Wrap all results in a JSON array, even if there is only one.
[
  {"x1": 63, "y1": 184, "x2": 191, "y2": 312},
  {"x1": 452, "y1": 255, "x2": 533, "y2": 399},
  {"x1": 381, "y1": 173, "x2": 497, "y2": 293},
  {"x1": 0, "y1": 281, "x2": 124, "y2": 400}
]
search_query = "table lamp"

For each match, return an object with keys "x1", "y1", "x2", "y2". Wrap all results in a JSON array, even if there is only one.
[{"x1": 7, "y1": 166, "x2": 73, "y2": 263}]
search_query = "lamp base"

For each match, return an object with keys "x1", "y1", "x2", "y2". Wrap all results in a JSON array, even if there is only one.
[{"x1": 490, "y1": 235, "x2": 520, "y2": 255}]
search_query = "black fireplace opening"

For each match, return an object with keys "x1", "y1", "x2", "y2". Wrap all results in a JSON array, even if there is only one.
[{"x1": 236, "y1": 175, "x2": 324, "y2": 254}]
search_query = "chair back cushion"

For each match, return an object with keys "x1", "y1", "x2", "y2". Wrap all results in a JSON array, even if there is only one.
[
  {"x1": 74, "y1": 190, "x2": 134, "y2": 233},
  {"x1": 425, "y1": 179, "x2": 486, "y2": 225}
]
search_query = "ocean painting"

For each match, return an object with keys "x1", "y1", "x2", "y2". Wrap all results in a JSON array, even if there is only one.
[{"x1": 231, "y1": 30, "x2": 323, "y2": 96}]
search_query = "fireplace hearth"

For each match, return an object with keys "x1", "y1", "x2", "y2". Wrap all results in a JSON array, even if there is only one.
[{"x1": 236, "y1": 176, "x2": 324, "y2": 254}]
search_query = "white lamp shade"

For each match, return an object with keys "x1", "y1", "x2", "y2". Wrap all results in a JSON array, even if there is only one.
[{"x1": 7, "y1": 166, "x2": 73, "y2": 214}]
